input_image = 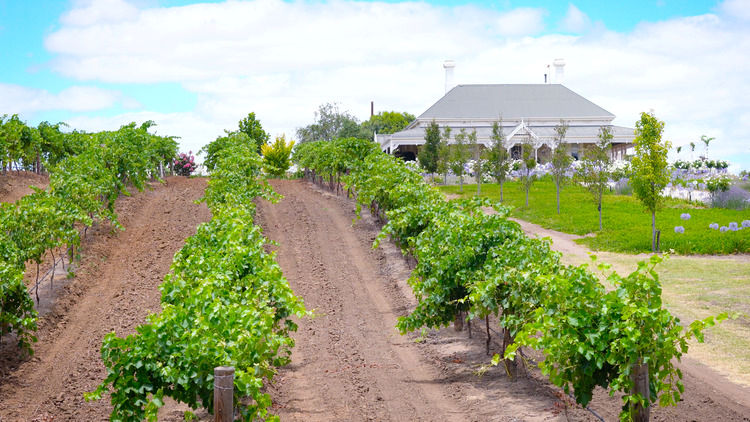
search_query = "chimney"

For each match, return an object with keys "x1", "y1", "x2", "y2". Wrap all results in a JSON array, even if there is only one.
[
  {"x1": 443, "y1": 60, "x2": 455, "y2": 94},
  {"x1": 370, "y1": 101, "x2": 374, "y2": 117},
  {"x1": 552, "y1": 58, "x2": 565, "y2": 84}
]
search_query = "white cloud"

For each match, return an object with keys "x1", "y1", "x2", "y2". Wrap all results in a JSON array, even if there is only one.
[
  {"x1": 560, "y1": 4, "x2": 590, "y2": 33},
  {"x1": 495, "y1": 8, "x2": 546, "y2": 36},
  {"x1": 719, "y1": 0, "x2": 750, "y2": 21},
  {"x1": 34, "y1": 0, "x2": 750, "y2": 170},
  {"x1": 0, "y1": 84, "x2": 138, "y2": 114},
  {"x1": 61, "y1": 0, "x2": 139, "y2": 26}
]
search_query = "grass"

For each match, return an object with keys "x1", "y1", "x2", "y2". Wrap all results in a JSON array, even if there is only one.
[
  {"x1": 592, "y1": 254, "x2": 750, "y2": 385},
  {"x1": 439, "y1": 177, "x2": 750, "y2": 254}
]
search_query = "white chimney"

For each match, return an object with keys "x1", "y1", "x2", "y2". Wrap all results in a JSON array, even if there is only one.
[
  {"x1": 552, "y1": 58, "x2": 565, "y2": 84},
  {"x1": 443, "y1": 60, "x2": 455, "y2": 94}
]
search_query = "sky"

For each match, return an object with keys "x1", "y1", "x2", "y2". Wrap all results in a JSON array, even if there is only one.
[{"x1": 1, "y1": 0, "x2": 749, "y2": 170}]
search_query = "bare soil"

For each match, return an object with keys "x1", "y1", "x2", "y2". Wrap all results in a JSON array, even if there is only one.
[
  {"x1": 0, "y1": 176, "x2": 211, "y2": 422},
  {"x1": 0, "y1": 171, "x2": 49, "y2": 203},
  {"x1": 1, "y1": 176, "x2": 747, "y2": 421},
  {"x1": 258, "y1": 180, "x2": 750, "y2": 422}
]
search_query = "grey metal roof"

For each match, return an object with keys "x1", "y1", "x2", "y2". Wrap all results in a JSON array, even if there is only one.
[{"x1": 418, "y1": 84, "x2": 615, "y2": 120}]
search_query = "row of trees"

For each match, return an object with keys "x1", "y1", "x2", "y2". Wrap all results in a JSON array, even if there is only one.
[
  {"x1": 293, "y1": 138, "x2": 725, "y2": 422},
  {"x1": 1, "y1": 122, "x2": 178, "y2": 353},
  {"x1": 417, "y1": 112, "x2": 672, "y2": 251},
  {"x1": 0, "y1": 115, "x2": 87, "y2": 174}
]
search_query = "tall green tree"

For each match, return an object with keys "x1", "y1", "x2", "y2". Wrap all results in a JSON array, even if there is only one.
[
  {"x1": 519, "y1": 141, "x2": 537, "y2": 207},
  {"x1": 450, "y1": 129, "x2": 471, "y2": 193},
  {"x1": 418, "y1": 120, "x2": 440, "y2": 177},
  {"x1": 576, "y1": 126, "x2": 612, "y2": 231},
  {"x1": 631, "y1": 112, "x2": 671, "y2": 252},
  {"x1": 437, "y1": 127, "x2": 452, "y2": 185},
  {"x1": 468, "y1": 129, "x2": 483, "y2": 195},
  {"x1": 361, "y1": 111, "x2": 415, "y2": 135},
  {"x1": 486, "y1": 120, "x2": 511, "y2": 201},
  {"x1": 296, "y1": 102, "x2": 368, "y2": 143},
  {"x1": 238, "y1": 112, "x2": 270, "y2": 154},
  {"x1": 700, "y1": 134, "x2": 714, "y2": 159},
  {"x1": 200, "y1": 131, "x2": 254, "y2": 173},
  {"x1": 550, "y1": 120, "x2": 572, "y2": 214}
]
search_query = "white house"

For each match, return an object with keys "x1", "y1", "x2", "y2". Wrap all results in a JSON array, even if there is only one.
[{"x1": 375, "y1": 84, "x2": 634, "y2": 162}]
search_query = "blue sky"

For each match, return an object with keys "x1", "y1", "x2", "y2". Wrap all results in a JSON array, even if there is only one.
[{"x1": 1, "y1": 0, "x2": 749, "y2": 170}]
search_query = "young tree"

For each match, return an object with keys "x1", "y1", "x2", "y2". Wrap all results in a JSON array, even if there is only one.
[
  {"x1": 631, "y1": 112, "x2": 671, "y2": 252},
  {"x1": 437, "y1": 127, "x2": 452, "y2": 185},
  {"x1": 261, "y1": 135, "x2": 295, "y2": 177},
  {"x1": 450, "y1": 129, "x2": 471, "y2": 192},
  {"x1": 576, "y1": 126, "x2": 612, "y2": 230},
  {"x1": 486, "y1": 120, "x2": 511, "y2": 201},
  {"x1": 468, "y1": 129, "x2": 484, "y2": 195},
  {"x1": 419, "y1": 120, "x2": 440, "y2": 178},
  {"x1": 550, "y1": 120, "x2": 572, "y2": 214},
  {"x1": 700, "y1": 134, "x2": 714, "y2": 159},
  {"x1": 296, "y1": 103, "x2": 368, "y2": 143},
  {"x1": 238, "y1": 112, "x2": 270, "y2": 153},
  {"x1": 519, "y1": 141, "x2": 537, "y2": 207},
  {"x1": 361, "y1": 111, "x2": 415, "y2": 135}
]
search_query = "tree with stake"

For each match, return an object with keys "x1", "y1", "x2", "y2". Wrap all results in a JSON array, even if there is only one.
[
  {"x1": 486, "y1": 120, "x2": 511, "y2": 201},
  {"x1": 450, "y1": 129, "x2": 471, "y2": 193},
  {"x1": 419, "y1": 120, "x2": 440, "y2": 180},
  {"x1": 700, "y1": 134, "x2": 714, "y2": 159},
  {"x1": 519, "y1": 141, "x2": 537, "y2": 207},
  {"x1": 576, "y1": 126, "x2": 612, "y2": 231},
  {"x1": 437, "y1": 127, "x2": 452, "y2": 185},
  {"x1": 468, "y1": 129, "x2": 483, "y2": 195},
  {"x1": 631, "y1": 112, "x2": 671, "y2": 252},
  {"x1": 550, "y1": 120, "x2": 572, "y2": 214}
]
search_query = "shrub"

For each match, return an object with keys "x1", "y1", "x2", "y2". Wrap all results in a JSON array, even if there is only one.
[{"x1": 174, "y1": 151, "x2": 196, "y2": 176}]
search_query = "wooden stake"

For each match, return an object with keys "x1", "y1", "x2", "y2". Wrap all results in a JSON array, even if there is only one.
[
  {"x1": 631, "y1": 361, "x2": 650, "y2": 422},
  {"x1": 214, "y1": 366, "x2": 234, "y2": 422}
]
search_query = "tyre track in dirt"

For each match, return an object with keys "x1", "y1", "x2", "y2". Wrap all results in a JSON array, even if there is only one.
[
  {"x1": 0, "y1": 176, "x2": 211, "y2": 422},
  {"x1": 258, "y1": 180, "x2": 568, "y2": 422}
]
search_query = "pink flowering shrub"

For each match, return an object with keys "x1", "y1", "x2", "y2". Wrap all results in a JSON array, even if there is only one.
[{"x1": 174, "y1": 151, "x2": 196, "y2": 176}]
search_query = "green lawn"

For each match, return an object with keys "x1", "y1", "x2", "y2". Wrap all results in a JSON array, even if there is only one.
[{"x1": 439, "y1": 177, "x2": 750, "y2": 254}]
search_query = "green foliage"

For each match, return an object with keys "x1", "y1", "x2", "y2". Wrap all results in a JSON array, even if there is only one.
[
  {"x1": 200, "y1": 131, "x2": 254, "y2": 173},
  {"x1": 576, "y1": 126, "x2": 613, "y2": 230},
  {"x1": 88, "y1": 141, "x2": 305, "y2": 421},
  {"x1": 296, "y1": 103, "x2": 369, "y2": 143},
  {"x1": 296, "y1": 141, "x2": 726, "y2": 421},
  {"x1": 418, "y1": 120, "x2": 440, "y2": 175},
  {"x1": 0, "y1": 121, "x2": 177, "y2": 354},
  {"x1": 437, "y1": 127, "x2": 452, "y2": 184},
  {"x1": 450, "y1": 129, "x2": 471, "y2": 192},
  {"x1": 441, "y1": 179, "x2": 750, "y2": 254},
  {"x1": 238, "y1": 112, "x2": 270, "y2": 154},
  {"x1": 550, "y1": 120, "x2": 572, "y2": 214},
  {"x1": 631, "y1": 112, "x2": 671, "y2": 251},
  {"x1": 519, "y1": 142, "x2": 537, "y2": 207},
  {"x1": 486, "y1": 120, "x2": 511, "y2": 201},
  {"x1": 361, "y1": 111, "x2": 415, "y2": 135},
  {"x1": 261, "y1": 135, "x2": 295, "y2": 177}
]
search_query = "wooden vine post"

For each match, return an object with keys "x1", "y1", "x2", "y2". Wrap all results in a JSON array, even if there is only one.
[
  {"x1": 631, "y1": 360, "x2": 650, "y2": 422},
  {"x1": 214, "y1": 366, "x2": 234, "y2": 422}
]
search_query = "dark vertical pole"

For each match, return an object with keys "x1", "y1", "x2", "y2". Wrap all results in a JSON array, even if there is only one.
[{"x1": 370, "y1": 101, "x2": 374, "y2": 117}]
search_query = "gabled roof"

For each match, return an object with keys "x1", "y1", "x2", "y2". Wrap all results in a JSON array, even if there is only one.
[{"x1": 418, "y1": 84, "x2": 615, "y2": 120}]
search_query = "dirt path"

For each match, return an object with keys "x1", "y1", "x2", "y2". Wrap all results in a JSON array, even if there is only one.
[
  {"x1": 0, "y1": 176, "x2": 211, "y2": 422},
  {"x1": 258, "y1": 180, "x2": 580, "y2": 422},
  {"x1": 259, "y1": 180, "x2": 750, "y2": 422}
]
